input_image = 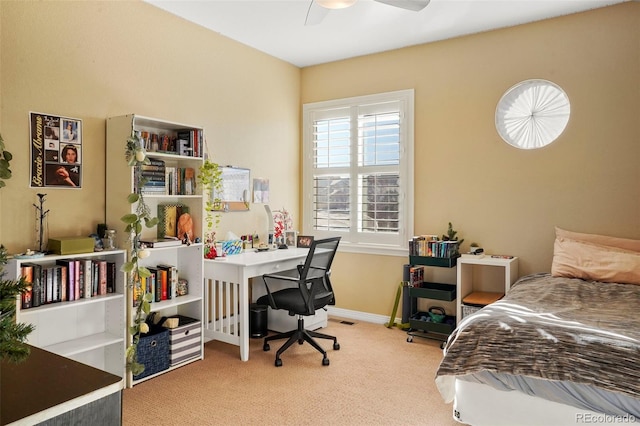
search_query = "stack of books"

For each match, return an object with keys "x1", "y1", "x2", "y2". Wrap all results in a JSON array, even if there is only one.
[
  {"x1": 136, "y1": 158, "x2": 166, "y2": 194},
  {"x1": 407, "y1": 265, "x2": 424, "y2": 288},
  {"x1": 409, "y1": 235, "x2": 460, "y2": 258}
]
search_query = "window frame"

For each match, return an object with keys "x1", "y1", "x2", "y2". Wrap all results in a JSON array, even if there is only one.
[{"x1": 302, "y1": 89, "x2": 414, "y2": 256}]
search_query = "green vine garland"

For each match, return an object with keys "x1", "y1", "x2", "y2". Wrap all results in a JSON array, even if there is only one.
[
  {"x1": 197, "y1": 159, "x2": 223, "y2": 245},
  {"x1": 121, "y1": 131, "x2": 159, "y2": 376}
]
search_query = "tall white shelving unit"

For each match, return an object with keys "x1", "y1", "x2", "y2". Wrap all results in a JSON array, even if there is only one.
[
  {"x1": 105, "y1": 114, "x2": 205, "y2": 387},
  {"x1": 8, "y1": 250, "x2": 127, "y2": 379}
]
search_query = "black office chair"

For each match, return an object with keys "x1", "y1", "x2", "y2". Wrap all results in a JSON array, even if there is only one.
[{"x1": 257, "y1": 236, "x2": 341, "y2": 367}]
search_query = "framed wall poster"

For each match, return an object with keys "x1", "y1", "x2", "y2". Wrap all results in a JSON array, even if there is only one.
[
  {"x1": 30, "y1": 112, "x2": 82, "y2": 188},
  {"x1": 296, "y1": 235, "x2": 314, "y2": 248}
]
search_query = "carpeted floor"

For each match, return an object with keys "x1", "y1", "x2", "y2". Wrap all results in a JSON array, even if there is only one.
[{"x1": 123, "y1": 317, "x2": 458, "y2": 425}]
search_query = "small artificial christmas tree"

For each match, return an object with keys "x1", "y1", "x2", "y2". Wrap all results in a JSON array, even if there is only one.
[
  {"x1": 0, "y1": 133, "x2": 35, "y2": 363},
  {"x1": 0, "y1": 246, "x2": 34, "y2": 362},
  {"x1": 442, "y1": 222, "x2": 464, "y2": 256}
]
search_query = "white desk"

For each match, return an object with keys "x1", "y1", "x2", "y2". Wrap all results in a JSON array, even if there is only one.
[{"x1": 203, "y1": 248, "x2": 322, "y2": 361}]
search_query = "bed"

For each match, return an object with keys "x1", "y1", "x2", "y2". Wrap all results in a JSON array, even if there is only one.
[{"x1": 435, "y1": 228, "x2": 640, "y2": 425}]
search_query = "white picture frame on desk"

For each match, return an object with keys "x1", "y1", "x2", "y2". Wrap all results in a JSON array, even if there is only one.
[{"x1": 285, "y1": 230, "x2": 297, "y2": 248}]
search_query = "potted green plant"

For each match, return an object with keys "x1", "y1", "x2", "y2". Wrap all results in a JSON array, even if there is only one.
[
  {"x1": 442, "y1": 222, "x2": 464, "y2": 256},
  {"x1": 0, "y1": 133, "x2": 13, "y2": 188},
  {"x1": 0, "y1": 133, "x2": 35, "y2": 363}
]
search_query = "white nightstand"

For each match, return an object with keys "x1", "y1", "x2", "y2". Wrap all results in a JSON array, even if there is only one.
[{"x1": 457, "y1": 256, "x2": 519, "y2": 320}]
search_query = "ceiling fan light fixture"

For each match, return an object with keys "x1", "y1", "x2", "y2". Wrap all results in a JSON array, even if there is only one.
[{"x1": 316, "y1": 0, "x2": 357, "y2": 10}]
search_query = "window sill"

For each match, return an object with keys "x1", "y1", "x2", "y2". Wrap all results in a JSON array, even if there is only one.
[{"x1": 337, "y1": 241, "x2": 408, "y2": 257}]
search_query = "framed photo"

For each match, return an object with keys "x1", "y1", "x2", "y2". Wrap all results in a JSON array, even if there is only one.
[
  {"x1": 296, "y1": 235, "x2": 314, "y2": 248},
  {"x1": 285, "y1": 230, "x2": 297, "y2": 248}
]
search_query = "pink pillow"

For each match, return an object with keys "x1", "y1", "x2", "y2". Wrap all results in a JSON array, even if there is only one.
[
  {"x1": 552, "y1": 237, "x2": 640, "y2": 285},
  {"x1": 555, "y1": 227, "x2": 640, "y2": 252}
]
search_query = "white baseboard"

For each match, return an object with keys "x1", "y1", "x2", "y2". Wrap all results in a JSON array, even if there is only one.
[{"x1": 326, "y1": 306, "x2": 398, "y2": 325}]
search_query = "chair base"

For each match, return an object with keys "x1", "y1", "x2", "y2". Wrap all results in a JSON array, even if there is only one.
[{"x1": 263, "y1": 316, "x2": 340, "y2": 367}]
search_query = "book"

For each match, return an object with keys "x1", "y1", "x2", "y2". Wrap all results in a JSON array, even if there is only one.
[
  {"x1": 183, "y1": 167, "x2": 195, "y2": 195},
  {"x1": 45, "y1": 266, "x2": 53, "y2": 303},
  {"x1": 106, "y1": 261, "x2": 116, "y2": 293},
  {"x1": 48, "y1": 265, "x2": 62, "y2": 303},
  {"x1": 56, "y1": 259, "x2": 75, "y2": 301},
  {"x1": 145, "y1": 273, "x2": 156, "y2": 303},
  {"x1": 139, "y1": 237, "x2": 183, "y2": 248},
  {"x1": 79, "y1": 258, "x2": 93, "y2": 299},
  {"x1": 158, "y1": 205, "x2": 178, "y2": 238},
  {"x1": 20, "y1": 265, "x2": 33, "y2": 309},
  {"x1": 147, "y1": 267, "x2": 161, "y2": 302},
  {"x1": 92, "y1": 260, "x2": 99, "y2": 296},
  {"x1": 157, "y1": 264, "x2": 177, "y2": 300},
  {"x1": 24, "y1": 263, "x2": 43, "y2": 307},
  {"x1": 98, "y1": 260, "x2": 107, "y2": 295},
  {"x1": 74, "y1": 260, "x2": 81, "y2": 300},
  {"x1": 157, "y1": 268, "x2": 168, "y2": 300}
]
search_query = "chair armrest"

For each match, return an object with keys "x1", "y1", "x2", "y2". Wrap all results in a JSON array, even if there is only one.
[{"x1": 263, "y1": 268, "x2": 301, "y2": 281}]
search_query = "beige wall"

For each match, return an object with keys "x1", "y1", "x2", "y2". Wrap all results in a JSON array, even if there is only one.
[
  {"x1": 0, "y1": 1, "x2": 300, "y2": 252},
  {"x1": 303, "y1": 3, "x2": 639, "y2": 316},
  {"x1": 1, "y1": 2, "x2": 638, "y2": 319}
]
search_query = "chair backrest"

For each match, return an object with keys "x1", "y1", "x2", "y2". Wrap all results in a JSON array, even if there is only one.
[
  {"x1": 299, "y1": 236, "x2": 341, "y2": 283},
  {"x1": 302, "y1": 236, "x2": 340, "y2": 309},
  {"x1": 260, "y1": 236, "x2": 341, "y2": 315}
]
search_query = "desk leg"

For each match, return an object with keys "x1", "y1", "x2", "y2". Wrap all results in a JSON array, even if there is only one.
[{"x1": 239, "y1": 274, "x2": 250, "y2": 362}]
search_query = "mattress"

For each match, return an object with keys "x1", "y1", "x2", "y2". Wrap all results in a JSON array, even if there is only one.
[
  {"x1": 452, "y1": 379, "x2": 633, "y2": 426},
  {"x1": 435, "y1": 273, "x2": 640, "y2": 417}
]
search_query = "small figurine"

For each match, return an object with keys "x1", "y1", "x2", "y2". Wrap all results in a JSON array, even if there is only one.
[{"x1": 177, "y1": 213, "x2": 194, "y2": 243}]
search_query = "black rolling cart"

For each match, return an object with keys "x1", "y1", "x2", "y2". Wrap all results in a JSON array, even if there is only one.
[{"x1": 405, "y1": 255, "x2": 458, "y2": 348}]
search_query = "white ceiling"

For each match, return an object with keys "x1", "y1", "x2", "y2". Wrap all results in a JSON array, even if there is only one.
[{"x1": 145, "y1": 0, "x2": 626, "y2": 67}]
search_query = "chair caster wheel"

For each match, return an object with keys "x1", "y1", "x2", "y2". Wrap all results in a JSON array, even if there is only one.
[
  {"x1": 440, "y1": 341, "x2": 446, "y2": 349},
  {"x1": 333, "y1": 342, "x2": 340, "y2": 350},
  {"x1": 298, "y1": 339, "x2": 304, "y2": 345},
  {"x1": 407, "y1": 336, "x2": 413, "y2": 343},
  {"x1": 275, "y1": 358, "x2": 283, "y2": 367},
  {"x1": 263, "y1": 343, "x2": 270, "y2": 351},
  {"x1": 322, "y1": 357, "x2": 329, "y2": 366}
]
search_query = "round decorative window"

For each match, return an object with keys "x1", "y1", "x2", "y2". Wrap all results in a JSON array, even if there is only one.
[{"x1": 495, "y1": 79, "x2": 570, "y2": 149}]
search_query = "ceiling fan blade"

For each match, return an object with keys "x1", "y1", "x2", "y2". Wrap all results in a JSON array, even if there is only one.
[
  {"x1": 305, "y1": 0, "x2": 330, "y2": 26},
  {"x1": 374, "y1": 0, "x2": 430, "y2": 12}
]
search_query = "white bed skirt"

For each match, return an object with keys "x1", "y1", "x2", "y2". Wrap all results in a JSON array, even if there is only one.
[{"x1": 453, "y1": 379, "x2": 633, "y2": 426}]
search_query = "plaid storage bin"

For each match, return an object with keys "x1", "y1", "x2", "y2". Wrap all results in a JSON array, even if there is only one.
[
  {"x1": 168, "y1": 315, "x2": 201, "y2": 366},
  {"x1": 462, "y1": 304, "x2": 482, "y2": 319},
  {"x1": 133, "y1": 328, "x2": 170, "y2": 380}
]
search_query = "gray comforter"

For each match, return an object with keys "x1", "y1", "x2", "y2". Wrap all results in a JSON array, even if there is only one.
[{"x1": 435, "y1": 273, "x2": 640, "y2": 415}]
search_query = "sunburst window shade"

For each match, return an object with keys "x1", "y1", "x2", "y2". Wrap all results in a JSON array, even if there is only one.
[{"x1": 496, "y1": 79, "x2": 570, "y2": 149}]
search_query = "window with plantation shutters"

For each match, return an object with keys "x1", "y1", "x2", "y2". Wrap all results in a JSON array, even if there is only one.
[{"x1": 303, "y1": 90, "x2": 414, "y2": 255}]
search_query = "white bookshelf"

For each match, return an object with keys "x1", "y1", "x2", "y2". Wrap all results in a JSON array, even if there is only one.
[
  {"x1": 105, "y1": 114, "x2": 205, "y2": 387},
  {"x1": 8, "y1": 250, "x2": 127, "y2": 378}
]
